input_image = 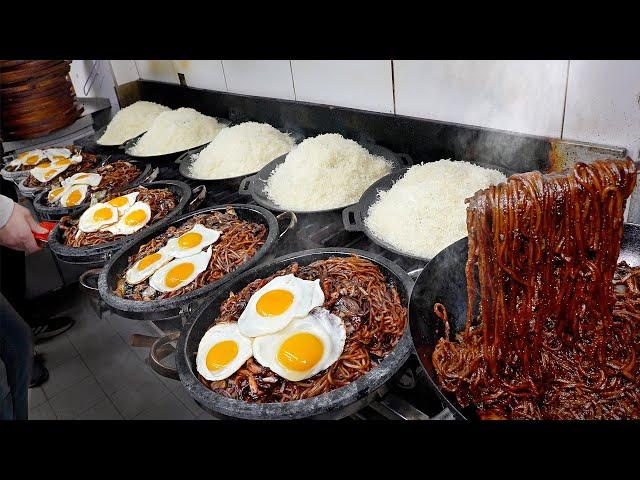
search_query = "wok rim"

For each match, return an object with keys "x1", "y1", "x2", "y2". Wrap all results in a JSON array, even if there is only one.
[
  {"x1": 174, "y1": 247, "x2": 414, "y2": 420},
  {"x1": 47, "y1": 180, "x2": 192, "y2": 264},
  {"x1": 97, "y1": 203, "x2": 281, "y2": 316}
]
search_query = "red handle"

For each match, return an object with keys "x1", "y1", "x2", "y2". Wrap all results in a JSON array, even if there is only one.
[{"x1": 33, "y1": 221, "x2": 57, "y2": 244}]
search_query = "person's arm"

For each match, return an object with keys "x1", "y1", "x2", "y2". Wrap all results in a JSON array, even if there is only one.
[
  {"x1": 0, "y1": 195, "x2": 47, "y2": 254},
  {"x1": 0, "y1": 195, "x2": 14, "y2": 229}
]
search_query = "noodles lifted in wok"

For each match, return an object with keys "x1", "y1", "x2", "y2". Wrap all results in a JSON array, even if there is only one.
[
  {"x1": 199, "y1": 256, "x2": 407, "y2": 402},
  {"x1": 59, "y1": 186, "x2": 177, "y2": 247},
  {"x1": 115, "y1": 208, "x2": 268, "y2": 301},
  {"x1": 432, "y1": 158, "x2": 639, "y2": 419}
]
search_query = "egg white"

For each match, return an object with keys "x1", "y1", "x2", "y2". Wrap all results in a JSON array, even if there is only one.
[
  {"x1": 125, "y1": 249, "x2": 174, "y2": 285},
  {"x1": 9, "y1": 149, "x2": 45, "y2": 168},
  {"x1": 47, "y1": 184, "x2": 70, "y2": 203},
  {"x1": 237, "y1": 274, "x2": 325, "y2": 338},
  {"x1": 63, "y1": 172, "x2": 102, "y2": 187},
  {"x1": 103, "y1": 201, "x2": 151, "y2": 235},
  {"x1": 161, "y1": 223, "x2": 222, "y2": 258},
  {"x1": 149, "y1": 246, "x2": 212, "y2": 293},
  {"x1": 78, "y1": 203, "x2": 120, "y2": 233},
  {"x1": 252, "y1": 308, "x2": 346, "y2": 382},
  {"x1": 105, "y1": 192, "x2": 139, "y2": 215},
  {"x1": 196, "y1": 322, "x2": 253, "y2": 381},
  {"x1": 60, "y1": 184, "x2": 89, "y2": 208},
  {"x1": 43, "y1": 148, "x2": 72, "y2": 159}
]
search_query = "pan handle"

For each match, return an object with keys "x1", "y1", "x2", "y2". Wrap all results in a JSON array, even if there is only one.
[
  {"x1": 342, "y1": 204, "x2": 365, "y2": 232},
  {"x1": 276, "y1": 211, "x2": 297, "y2": 240},
  {"x1": 148, "y1": 331, "x2": 180, "y2": 381},
  {"x1": 397, "y1": 153, "x2": 413, "y2": 167},
  {"x1": 79, "y1": 268, "x2": 102, "y2": 295},
  {"x1": 187, "y1": 185, "x2": 207, "y2": 212},
  {"x1": 238, "y1": 175, "x2": 254, "y2": 196}
]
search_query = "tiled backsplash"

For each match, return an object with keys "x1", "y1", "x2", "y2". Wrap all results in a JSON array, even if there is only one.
[{"x1": 108, "y1": 60, "x2": 640, "y2": 159}]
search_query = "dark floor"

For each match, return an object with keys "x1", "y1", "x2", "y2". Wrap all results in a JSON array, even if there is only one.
[
  {"x1": 29, "y1": 295, "x2": 217, "y2": 420},
  {"x1": 24, "y1": 248, "x2": 216, "y2": 420}
]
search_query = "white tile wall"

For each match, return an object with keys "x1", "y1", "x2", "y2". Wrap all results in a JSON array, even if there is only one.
[
  {"x1": 393, "y1": 60, "x2": 568, "y2": 138},
  {"x1": 291, "y1": 60, "x2": 394, "y2": 113},
  {"x1": 135, "y1": 60, "x2": 179, "y2": 84},
  {"x1": 563, "y1": 60, "x2": 640, "y2": 159},
  {"x1": 109, "y1": 60, "x2": 139, "y2": 85},
  {"x1": 70, "y1": 60, "x2": 120, "y2": 113},
  {"x1": 222, "y1": 60, "x2": 295, "y2": 100},
  {"x1": 172, "y1": 60, "x2": 227, "y2": 92}
]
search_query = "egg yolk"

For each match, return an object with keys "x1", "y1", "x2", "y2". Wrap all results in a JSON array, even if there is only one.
[
  {"x1": 93, "y1": 207, "x2": 114, "y2": 222},
  {"x1": 37, "y1": 161, "x2": 51, "y2": 169},
  {"x1": 66, "y1": 189, "x2": 83, "y2": 206},
  {"x1": 256, "y1": 289, "x2": 294, "y2": 317},
  {"x1": 124, "y1": 209, "x2": 147, "y2": 226},
  {"x1": 206, "y1": 340, "x2": 238, "y2": 371},
  {"x1": 17, "y1": 152, "x2": 29, "y2": 160},
  {"x1": 44, "y1": 169, "x2": 58, "y2": 179},
  {"x1": 178, "y1": 232, "x2": 202, "y2": 249},
  {"x1": 165, "y1": 262, "x2": 195, "y2": 288},
  {"x1": 24, "y1": 155, "x2": 40, "y2": 165},
  {"x1": 137, "y1": 252, "x2": 162, "y2": 271},
  {"x1": 109, "y1": 196, "x2": 128, "y2": 207},
  {"x1": 277, "y1": 333, "x2": 324, "y2": 372},
  {"x1": 54, "y1": 157, "x2": 71, "y2": 166},
  {"x1": 48, "y1": 187, "x2": 64, "y2": 200},
  {"x1": 75, "y1": 174, "x2": 88, "y2": 180}
]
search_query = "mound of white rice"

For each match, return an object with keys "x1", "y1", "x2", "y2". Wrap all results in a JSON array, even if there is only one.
[
  {"x1": 129, "y1": 108, "x2": 224, "y2": 156},
  {"x1": 365, "y1": 160, "x2": 506, "y2": 259},
  {"x1": 189, "y1": 122, "x2": 295, "y2": 179},
  {"x1": 265, "y1": 133, "x2": 391, "y2": 211},
  {"x1": 97, "y1": 101, "x2": 170, "y2": 146}
]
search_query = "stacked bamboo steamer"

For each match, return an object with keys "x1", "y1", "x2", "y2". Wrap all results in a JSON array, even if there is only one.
[{"x1": 0, "y1": 60, "x2": 83, "y2": 141}]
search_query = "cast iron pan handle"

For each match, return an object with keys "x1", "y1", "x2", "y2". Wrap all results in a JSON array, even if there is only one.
[
  {"x1": 397, "y1": 153, "x2": 413, "y2": 167},
  {"x1": 276, "y1": 211, "x2": 297, "y2": 239},
  {"x1": 79, "y1": 268, "x2": 102, "y2": 295},
  {"x1": 187, "y1": 185, "x2": 207, "y2": 212},
  {"x1": 238, "y1": 175, "x2": 254, "y2": 196},
  {"x1": 145, "y1": 166, "x2": 160, "y2": 183},
  {"x1": 148, "y1": 331, "x2": 180, "y2": 381},
  {"x1": 342, "y1": 204, "x2": 364, "y2": 232}
]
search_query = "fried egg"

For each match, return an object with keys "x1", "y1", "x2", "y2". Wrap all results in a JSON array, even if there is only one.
[
  {"x1": 50, "y1": 154, "x2": 82, "y2": 168},
  {"x1": 125, "y1": 249, "x2": 174, "y2": 285},
  {"x1": 103, "y1": 201, "x2": 152, "y2": 235},
  {"x1": 63, "y1": 172, "x2": 102, "y2": 187},
  {"x1": 161, "y1": 223, "x2": 221, "y2": 258},
  {"x1": 10, "y1": 149, "x2": 45, "y2": 168},
  {"x1": 252, "y1": 308, "x2": 346, "y2": 381},
  {"x1": 43, "y1": 148, "x2": 72, "y2": 159},
  {"x1": 149, "y1": 246, "x2": 212, "y2": 293},
  {"x1": 106, "y1": 192, "x2": 139, "y2": 215},
  {"x1": 237, "y1": 274, "x2": 325, "y2": 337},
  {"x1": 78, "y1": 203, "x2": 119, "y2": 232},
  {"x1": 195, "y1": 322, "x2": 253, "y2": 381},
  {"x1": 47, "y1": 185, "x2": 69, "y2": 204},
  {"x1": 60, "y1": 184, "x2": 89, "y2": 208},
  {"x1": 30, "y1": 163, "x2": 71, "y2": 183}
]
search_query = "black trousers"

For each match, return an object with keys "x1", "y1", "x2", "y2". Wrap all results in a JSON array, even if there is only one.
[{"x1": 0, "y1": 293, "x2": 32, "y2": 419}]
